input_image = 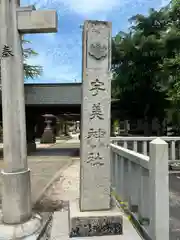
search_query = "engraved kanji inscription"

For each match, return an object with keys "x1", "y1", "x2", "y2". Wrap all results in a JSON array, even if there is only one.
[
  {"x1": 90, "y1": 103, "x2": 104, "y2": 120},
  {"x1": 87, "y1": 152, "x2": 104, "y2": 166},
  {"x1": 88, "y1": 42, "x2": 107, "y2": 60},
  {"x1": 1, "y1": 45, "x2": 14, "y2": 58},
  {"x1": 91, "y1": 25, "x2": 101, "y2": 34},
  {"x1": 87, "y1": 128, "x2": 106, "y2": 141},
  {"x1": 90, "y1": 78, "x2": 105, "y2": 96},
  {"x1": 92, "y1": 28, "x2": 100, "y2": 34}
]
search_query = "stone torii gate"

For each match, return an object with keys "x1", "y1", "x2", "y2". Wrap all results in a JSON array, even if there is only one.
[{"x1": 0, "y1": 0, "x2": 57, "y2": 238}]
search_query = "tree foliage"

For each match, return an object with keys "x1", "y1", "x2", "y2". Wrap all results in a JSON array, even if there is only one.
[
  {"x1": 0, "y1": 38, "x2": 42, "y2": 81},
  {"x1": 22, "y1": 39, "x2": 43, "y2": 79},
  {"x1": 112, "y1": 0, "x2": 180, "y2": 135}
]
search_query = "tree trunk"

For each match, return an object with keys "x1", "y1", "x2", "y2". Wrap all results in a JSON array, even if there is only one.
[
  {"x1": 111, "y1": 119, "x2": 115, "y2": 136},
  {"x1": 143, "y1": 117, "x2": 152, "y2": 136}
]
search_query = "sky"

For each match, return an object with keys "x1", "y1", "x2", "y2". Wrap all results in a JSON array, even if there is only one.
[{"x1": 21, "y1": 0, "x2": 170, "y2": 84}]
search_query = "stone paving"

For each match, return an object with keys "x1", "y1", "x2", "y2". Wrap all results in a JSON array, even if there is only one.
[
  {"x1": 34, "y1": 158, "x2": 80, "y2": 213},
  {"x1": 0, "y1": 140, "x2": 79, "y2": 208},
  {"x1": 40, "y1": 159, "x2": 142, "y2": 240}
]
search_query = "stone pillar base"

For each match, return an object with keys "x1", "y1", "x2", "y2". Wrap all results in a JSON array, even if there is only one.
[
  {"x1": 40, "y1": 129, "x2": 56, "y2": 144},
  {"x1": 0, "y1": 211, "x2": 52, "y2": 240},
  {"x1": 1, "y1": 169, "x2": 31, "y2": 224},
  {"x1": 69, "y1": 199, "x2": 123, "y2": 237},
  {"x1": 27, "y1": 142, "x2": 36, "y2": 154}
]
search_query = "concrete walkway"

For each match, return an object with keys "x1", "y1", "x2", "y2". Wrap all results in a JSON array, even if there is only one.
[
  {"x1": 0, "y1": 140, "x2": 79, "y2": 208},
  {"x1": 42, "y1": 160, "x2": 143, "y2": 239}
]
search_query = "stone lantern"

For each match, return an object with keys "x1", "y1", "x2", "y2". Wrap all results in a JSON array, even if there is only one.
[{"x1": 40, "y1": 114, "x2": 56, "y2": 144}]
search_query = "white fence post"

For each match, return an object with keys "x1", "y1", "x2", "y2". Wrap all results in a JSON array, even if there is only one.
[
  {"x1": 117, "y1": 156, "x2": 124, "y2": 199},
  {"x1": 115, "y1": 153, "x2": 119, "y2": 190},
  {"x1": 133, "y1": 141, "x2": 138, "y2": 152},
  {"x1": 139, "y1": 167, "x2": 149, "y2": 224},
  {"x1": 149, "y1": 138, "x2": 169, "y2": 240},
  {"x1": 123, "y1": 159, "x2": 129, "y2": 202},
  {"x1": 142, "y1": 141, "x2": 148, "y2": 155},
  {"x1": 170, "y1": 140, "x2": 175, "y2": 160},
  {"x1": 129, "y1": 162, "x2": 141, "y2": 212},
  {"x1": 111, "y1": 150, "x2": 115, "y2": 188}
]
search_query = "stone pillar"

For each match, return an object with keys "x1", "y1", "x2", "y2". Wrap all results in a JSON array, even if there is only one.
[
  {"x1": 69, "y1": 20, "x2": 122, "y2": 238},
  {"x1": 124, "y1": 120, "x2": 129, "y2": 134},
  {"x1": 56, "y1": 118, "x2": 60, "y2": 136},
  {"x1": 61, "y1": 121, "x2": 64, "y2": 135},
  {"x1": 58, "y1": 119, "x2": 63, "y2": 136},
  {"x1": 0, "y1": 0, "x2": 58, "y2": 238},
  {"x1": 149, "y1": 138, "x2": 169, "y2": 240},
  {"x1": 76, "y1": 120, "x2": 80, "y2": 133},
  {"x1": 72, "y1": 121, "x2": 76, "y2": 133},
  {"x1": 64, "y1": 120, "x2": 70, "y2": 136},
  {"x1": 0, "y1": 0, "x2": 31, "y2": 224},
  {"x1": 80, "y1": 21, "x2": 112, "y2": 211},
  {"x1": 64, "y1": 121, "x2": 68, "y2": 135}
]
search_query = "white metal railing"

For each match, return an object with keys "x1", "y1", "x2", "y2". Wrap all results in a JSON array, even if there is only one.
[
  {"x1": 111, "y1": 136, "x2": 180, "y2": 163},
  {"x1": 110, "y1": 138, "x2": 169, "y2": 240}
]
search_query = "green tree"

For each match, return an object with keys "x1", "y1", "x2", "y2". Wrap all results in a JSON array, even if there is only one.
[
  {"x1": 0, "y1": 38, "x2": 43, "y2": 81},
  {"x1": 22, "y1": 39, "x2": 43, "y2": 79},
  {"x1": 163, "y1": 0, "x2": 180, "y2": 134},
  {"x1": 111, "y1": 0, "x2": 180, "y2": 135}
]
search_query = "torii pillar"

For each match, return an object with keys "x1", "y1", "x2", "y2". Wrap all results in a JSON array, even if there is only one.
[{"x1": 0, "y1": 0, "x2": 57, "y2": 236}]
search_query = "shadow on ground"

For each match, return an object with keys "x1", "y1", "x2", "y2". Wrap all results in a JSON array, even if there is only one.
[
  {"x1": 33, "y1": 199, "x2": 69, "y2": 212},
  {"x1": 30, "y1": 148, "x2": 80, "y2": 157},
  {"x1": 0, "y1": 148, "x2": 80, "y2": 159}
]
